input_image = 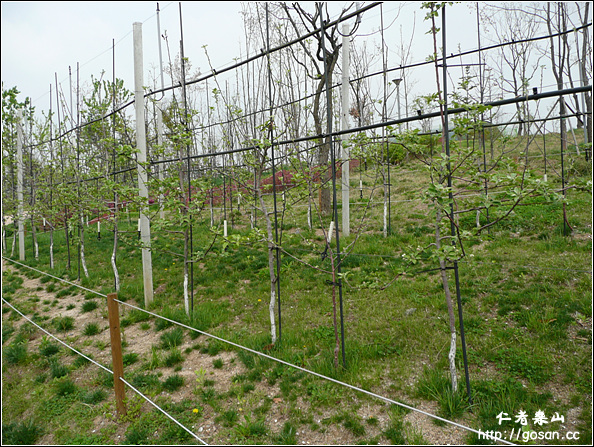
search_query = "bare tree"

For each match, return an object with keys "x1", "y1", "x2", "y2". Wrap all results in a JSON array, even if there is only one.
[
  {"x1": 280, "y1": 2, "x2": 344, "y2": 215},
  {"x1": 479, "y1": 2, "x2": 545, "y2": 136}
]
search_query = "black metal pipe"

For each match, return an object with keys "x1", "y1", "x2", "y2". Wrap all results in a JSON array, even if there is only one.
[
  {"x1": 320, "y1": 6, "x2": 346, "y2": 369},
  {"x1": 266, "y1": 3, "x2": 283, "y2": 344},
  {"x1": 149, "y1": 85, "x2": 592, "y2": 167},
  {"x1": 443, "y1": 5, "x2": 472, "y2": 405},
  {"x1": 179, "y1": 2, "x2": 195, "y2": 319}
]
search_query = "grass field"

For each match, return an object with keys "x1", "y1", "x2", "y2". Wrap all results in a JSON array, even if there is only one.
[{"x1": 2, "y1": 132, "x2": 592, "y2": 445}]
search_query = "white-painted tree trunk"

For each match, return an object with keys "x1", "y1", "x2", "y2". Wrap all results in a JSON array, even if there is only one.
[
  {"x1": 436, "y1": 208, "x2": 458, "y2": 392},
  {"x1": 10, "y1": 231, "x2": 16, "y2": 257},
  {"x1": 183, "y1": 270, "x2": 190, "y2": 316},
  {"x1": 259, "y1": 181, "x2": 277, "y2": 345},
  {"x1": 80, "y1": 217, "x2": 88, "y2": 278},
  {"x1": 448, "y1": 331, "x2": 458, "y2": 392},
  {"x1": 49, "y1": 229, "x2": 54, "y2": 269},
  {"x1": 31, "y1": 218, "x2": 38, "y2": 260},
  {"x1": 112, "y1": 221, "x2": 120, "y2": 292},
  {"x1": 269, "y1": 285, "x2": 277, "y2": 345}
]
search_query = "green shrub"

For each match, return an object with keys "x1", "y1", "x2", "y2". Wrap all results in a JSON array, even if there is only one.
[
  {"x1": 52, "y1": 316, "x2": 75, "y2": 332},
  {"x1": 2, "y1": 420, "x2": 43, "y2": 445},
  {"x1": 3, "y1": 342, "x2": 28, "y2": 365},
  {"x1": 82, "y1": 323, "x2": 100, "y2": 336},
  {"x1": 162, "y1": 374, "x2": 185, "y2": 392},
  {"x1": 81, "y1": 300, "x2": 98, "y2": 313}
]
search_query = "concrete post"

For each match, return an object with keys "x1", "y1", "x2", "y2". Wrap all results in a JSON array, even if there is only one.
[
  {"x1": 133, "y1": 22, "x2": 154, "y2": 307},
  {"x1": 16, "y1": 110, "x2": 25, "y2": 261}
]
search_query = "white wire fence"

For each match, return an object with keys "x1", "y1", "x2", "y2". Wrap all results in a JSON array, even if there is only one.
[{"x1": 2, "y1": 255, "x2": 516, "y2": 446}]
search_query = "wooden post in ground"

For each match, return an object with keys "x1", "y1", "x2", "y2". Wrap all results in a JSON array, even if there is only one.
[{"x1": 107, "y1": 293, "x2": 126, "y2": 417}]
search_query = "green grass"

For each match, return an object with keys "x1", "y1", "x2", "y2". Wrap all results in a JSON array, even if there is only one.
[
  {"x1": 162, "y1": 374, "x2": 185, "y2": 392},
  {"x1": 81, "y1": 300, "x2": 98, "y2": 313},
  {"x1": 122, "y1": 352, "x2": 139, "y2": 366},
  {"x1": 54, "y1": 377, "x2": 78, "y2": 397},
  {"x1": 2, "y1": 419, "x2": 43, "y2": 445},
  {"x1": 216, "y1": 409, "x2": 239, "y2": 427},
  {"x1": 272, "y1": 422, "x2": 298, "y2": 445},
  {"x1": 49, "y1": 359, "x2": 70, "y2": 379},
  {"x1": 82, "y1": 322, "x2": 101, "y2": 336},
  {"x1": 160, "y1": 327, "x2": 184, "y2": 350},
  {"x1": 3, "y1": 341, "x2": 28, "y2": 365},
  {"x1": 52, "y1": 316, "x2": 75, "y2": 332},
  {"x1": 1, "y1": 134, "x2": 591, "y2": 445},
  {"x1": 233, "y1": 414, "x2": 268, "y2": 440},
  {"x1": 163, "y1": 348, "x2": 184, "y2": 367},
  {"x1": 39, "y1": 340, "x2": 61, "y2": 357}
]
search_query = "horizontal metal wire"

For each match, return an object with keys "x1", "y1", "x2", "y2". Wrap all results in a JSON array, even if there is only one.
[
  {"x1": 119, "y1": 377, "x2": 208, "y2": 445},
  {"x1": 2, "y1": 297, "x2": 111, "y2": 375},
  {"x1": 1, "y1": 256, "x2": 521, "y2": 445},
  {"x1": 113, "y1": 298, "x2": 515, "y2": 445},
  {"x1": 2, "y1": 293, "x2": 207, "y2": 445}
]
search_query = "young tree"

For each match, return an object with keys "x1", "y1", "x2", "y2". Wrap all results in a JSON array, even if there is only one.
[{"x1": 2, "y1": 86, "x2": 31, "y2": 257}]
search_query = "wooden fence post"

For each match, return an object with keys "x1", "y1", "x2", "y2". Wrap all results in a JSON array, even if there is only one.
[{"x1": 107, "y1": 293, "x2": 127, "y2": 417}]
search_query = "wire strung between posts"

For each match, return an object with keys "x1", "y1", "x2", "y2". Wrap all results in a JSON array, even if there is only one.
[
  {"x1": 113, "y1": 298, "x2": 516, "y2": 446},
  {"x1": 2, "y1": 293, "x2": 209, "y2": 445},
  {"x1": 119, "y1": 377, "x2": 208, "y2": 445},
  {"x1": 3, "y1": 258, "x2": 514, "y2": 444},
  {"x1": 2, "y1": 297, "x2": 112, "y2": 375}
]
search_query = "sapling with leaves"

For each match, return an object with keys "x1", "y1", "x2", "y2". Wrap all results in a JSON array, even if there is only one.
[
  {"x1": 384, "y1": 1, "x2": 584, "y2": 394},
  {"x1": 152, "y1": 98, "x2": 213, "y2": 316},
  {"x1": 214, "y1": 121, "x2": 283, "y2": 346},
  {"x1": 79, "y1": 76, "x2": 134, "y2": 290},
  {"x1": 2, "y1": 86, "x2": 30, "y2": 256}
]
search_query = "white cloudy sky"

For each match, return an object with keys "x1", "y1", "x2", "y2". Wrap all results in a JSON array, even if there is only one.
[
  {"x1": 3, "y1": 1, "x2": 566, "y2": 128},
  {"x1": 1, "y1": 1, "x2": 251, "y2": 110}
]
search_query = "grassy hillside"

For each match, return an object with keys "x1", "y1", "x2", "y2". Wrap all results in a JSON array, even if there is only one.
[{"x1": 2, "y1": 132, "x2": 591, "y2": 445}]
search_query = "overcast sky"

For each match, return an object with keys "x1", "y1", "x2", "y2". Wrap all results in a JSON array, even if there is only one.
[
  {"x1": 2, "y1": 1, "x2": 252, "y2": 110},
  {"x1": 3, "y1": 1, "x2": 563, "y2": 128}
]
